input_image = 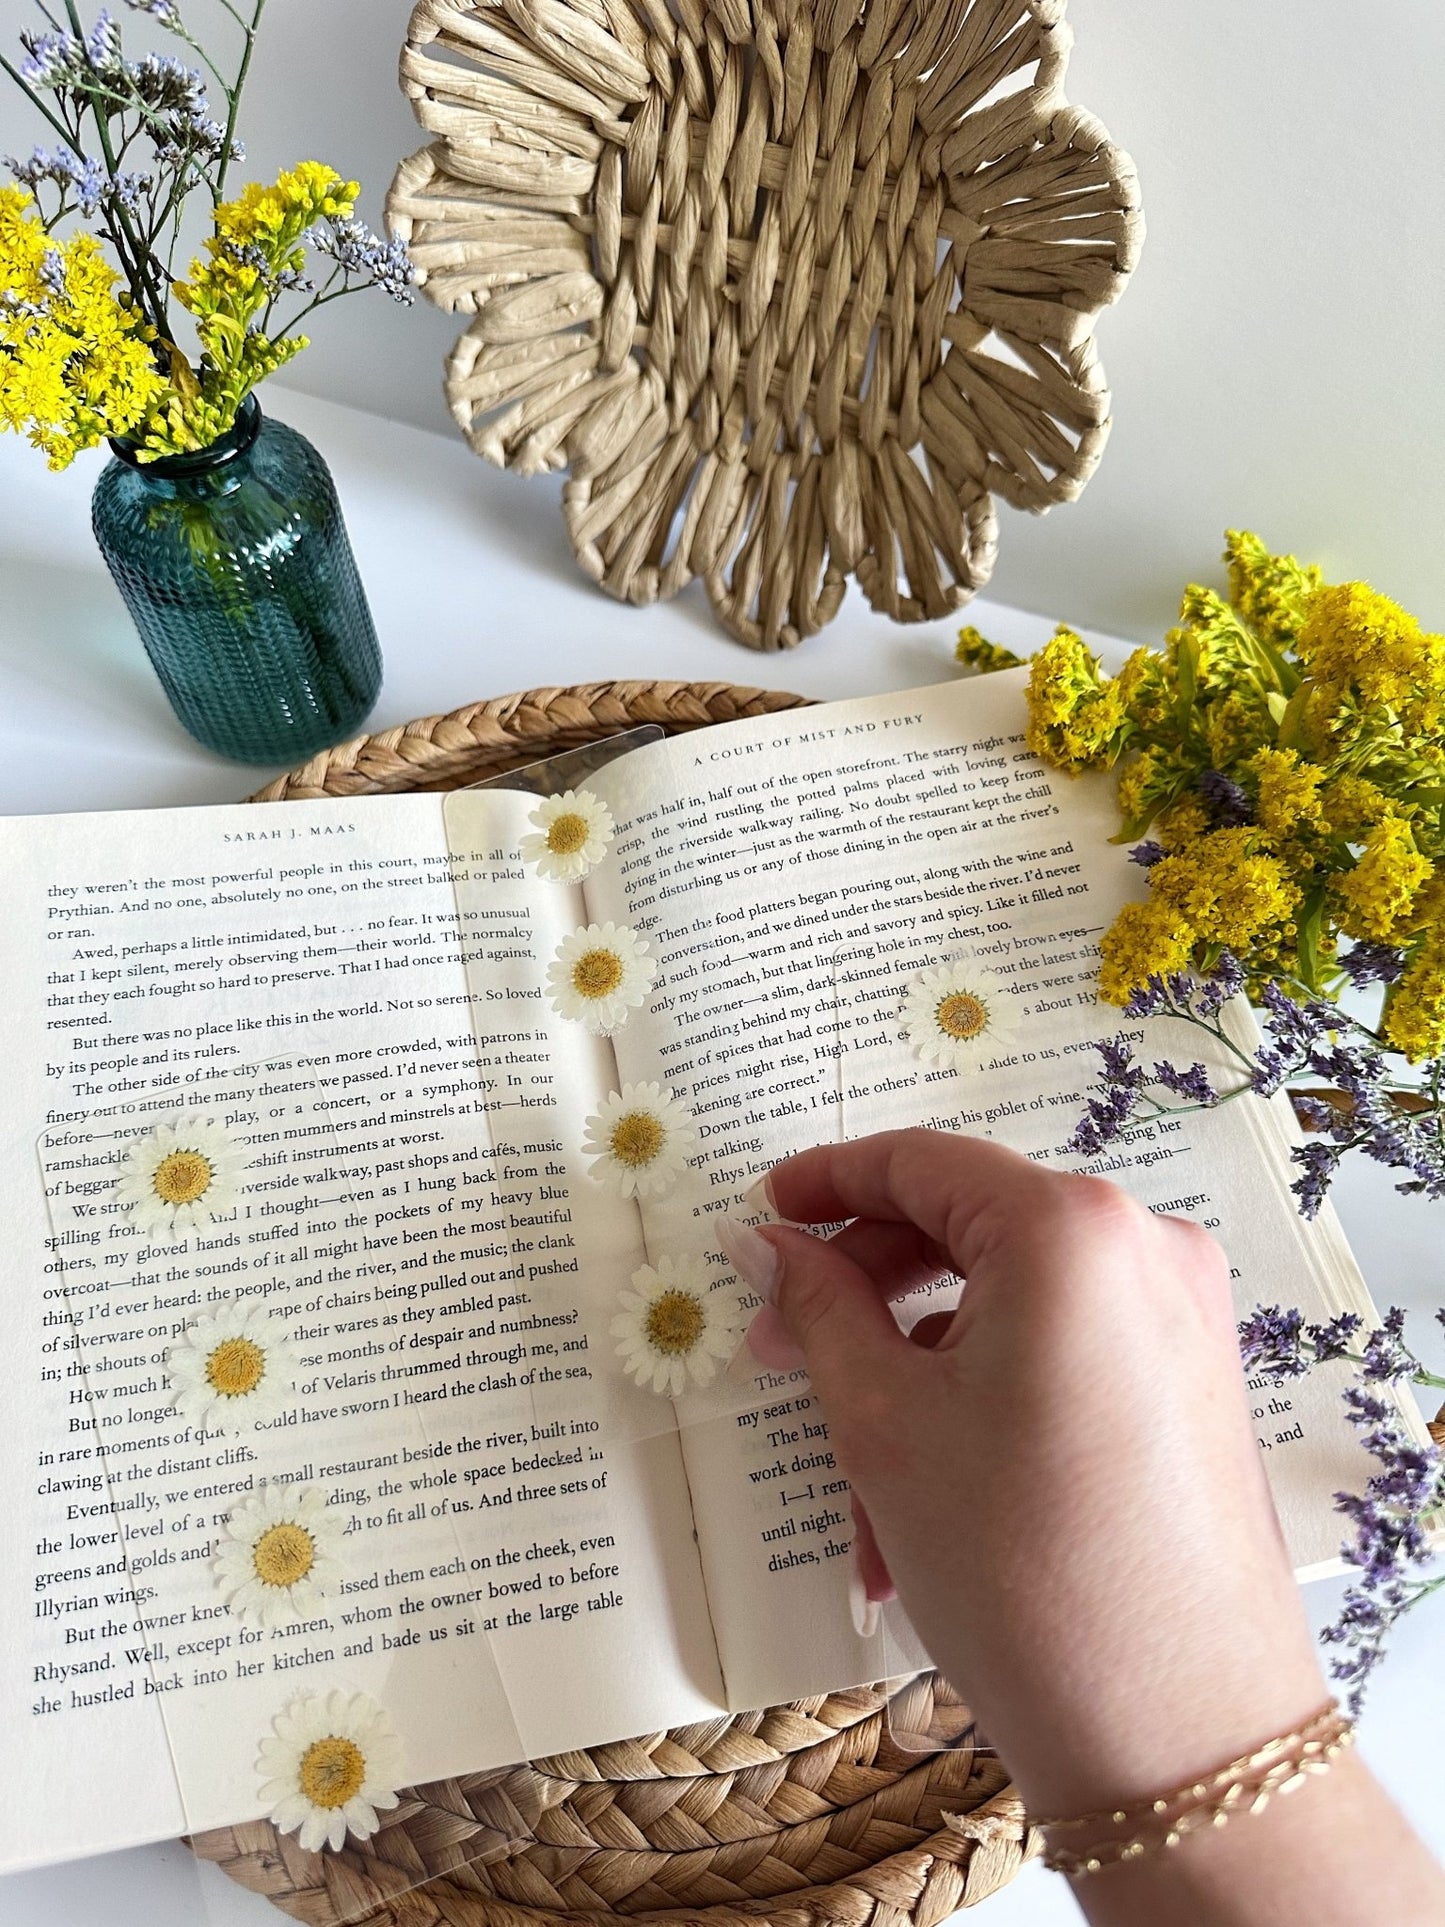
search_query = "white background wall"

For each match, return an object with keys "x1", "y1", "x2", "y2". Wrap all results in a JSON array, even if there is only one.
[{"x1": 3, "y1": 0, "x2": 1444, "y2": 642}]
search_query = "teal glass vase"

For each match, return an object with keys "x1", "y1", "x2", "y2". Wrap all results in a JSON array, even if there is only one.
[{"x1": 92, "y1": 395, "x2": 382, "y2": 764}]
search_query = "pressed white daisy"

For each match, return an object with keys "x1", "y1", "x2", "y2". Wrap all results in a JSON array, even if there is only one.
[
  {"x1": 611, "y1": 1255, "x2": 741, "y2": 1398},
  {"x1": 113, "y1": 1113, "x2": 249, "y2": 1238},
  {"x1": 214, "y1": 1484, "x2": 345, "y2": 1629},
  {"x1": 520, "y1": 788, "x2": 615, "y2": 881},
  {"x1": 581, "y1": 1083, "x2": 696, "y2": 1198},
  {"x1": 545, "y1": 921, "x2": 657, "y2": 1034},
  {"x1": 167, "y1": 1296, "x2": 299, "y2": 1433},
  {"x1": 256, "y1": 1689, "x2": 404, "y2": 1855},
  {"x1": 901, "y1": 960, "x2": 1020, "y2": 1069}
]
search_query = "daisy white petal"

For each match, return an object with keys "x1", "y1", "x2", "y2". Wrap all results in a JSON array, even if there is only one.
[
  {"x1": 520, "y1": 789, "x2": 615, "y2": 881},
  {"x1": 213, "y1": 1484, "x2": 344, "y2": 1628},
  {"x1": 581, "y1": 1082, "x2": 696, "y2": 1198},
  {"x1": 612, "y1": 1255, "x2": 743, "y2": 1398},
  {"x1": 900, "y1": 960, "x2": 1020, "y2": 1070},
  {"x1": 545, "y1": 922, "x2": 656, "y2": 1035},
  {"x1": 256, "y1": 1691, "x2": 404, "y2": 1856},
  {"x1": 113, "y1": 1113, "x2": 250, "y2": 1239},
  {"x1": 166, "y1": 1296, "x2": 299, "y2": 1435}
]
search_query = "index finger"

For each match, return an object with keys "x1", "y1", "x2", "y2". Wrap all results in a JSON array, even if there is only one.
[{"x1": 764, "y1": 1129, "x2": 1060, "y2": 1273}]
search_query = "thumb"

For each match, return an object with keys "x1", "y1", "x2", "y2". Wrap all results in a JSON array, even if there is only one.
[{"x1": 729, "y1": 1221, "x2": 914, "y2": 1413}]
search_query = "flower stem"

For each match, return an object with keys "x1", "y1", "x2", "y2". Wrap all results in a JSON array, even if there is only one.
[{"x1": 213, "y1": 0, "x2": 267, "y2": 202}]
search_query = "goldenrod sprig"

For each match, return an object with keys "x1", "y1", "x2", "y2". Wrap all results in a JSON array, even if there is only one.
[{"x1": 1004, "y1": 532, "x2": 1445, "y2": 1064}]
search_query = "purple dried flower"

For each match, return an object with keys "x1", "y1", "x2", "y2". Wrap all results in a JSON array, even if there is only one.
[
  {"x1": 1238, "y1": 1304, "x2": 1310, "y2": 1379},
  {"x1": 18, "y1": 28, "x2": 81, "y2": 87},
  {"x1": 126, "y1": 50, "x2": 206, "y2": 118},
  {"x1": 107, "y1": 168, "x2": 151, "y2": 216},
  {"x1": 1340, "y1": 942, "x2": 1406, "y2": 987},
  {"x1": 1307, "y1": 1312, "x2": 1364, "y2": 1362},
  {"x1": 84, "y1": 9, "x2": 121, "y2": 70},
  {"x1": 1098, "y1": 1034, "x2": 1138, "y2": 1083},
  {"x1": 1199, "y1": 768, "x2": 1253, "y2": 827},
  {"x1": 308, "y1": 215, "x2": 416, "y2": 303},
  {"x1": 1251, "y1": 1049, "x2": 1290, "y2": 1097},
  {"x1": 6, "y1": 147, "x2": 105, "y2": 218},
  {"x1": 1195, "y1": 952, "x2": 1246, "y2": 1016},
  {"x1": 1123, "y1": 976, "x2": 1171, "y2": 1019},
  {"x1": 1360, "y1": 1309, "x2": 1417, "y2": 1384},
  {"x1": 1289, "y1": 1140, "x2": 1340, "y2": 1219},
  {"x1": 123, "y1": 0, "x2": 181, "y2": 22},
  {"x1": 38, "y1": 246, "x2": 66, "y2": 295},
  {"x1": 1322, "y1": 1378, "x2": 1444, "y2": 1713},
  {"x1": 1152, "y1": 1060, "x2": 1217, "y2": 1105},
  {"x1": 1129, "y1": 840, "x2": 1166, "y2": 868}
]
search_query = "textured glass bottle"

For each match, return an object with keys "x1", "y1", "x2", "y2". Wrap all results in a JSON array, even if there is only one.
[{"x1": 92, "y1": 396, "x2": 382, "y2": 763}]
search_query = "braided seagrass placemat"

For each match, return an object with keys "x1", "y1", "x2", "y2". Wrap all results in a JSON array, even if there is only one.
[{"x1": 187, "y1": 680, "x2": 1031, "y2": 1925}]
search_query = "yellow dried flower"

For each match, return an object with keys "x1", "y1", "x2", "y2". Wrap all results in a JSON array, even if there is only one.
[
  {"x1": 1097, "y1": 897, "x2": 1196, "y2": 1005},
  {"x1": 1025, "y1": 628, "x2": 1127, "y2": 774},
  {"x1": 0, "y1": 187, "x2": 163, "y2": 468},
  {"x1": 1147, "y1": 828, "x2": 1301, "y2": 952},
  {"x1": 955, "y1": 627, "x2": 1023, "y2": 675},
  {"x1": 1202, "y1": 687, "x2": 1274, "y2": 766},
  {"x1": 1247, "y1": 747, "x2": 1325, "y2": 840},
  {"x1": 1296, "y1": 582, "x2": 1445, "y2": 742},
  {"x1": 1155, "y1": 793, "x2": 1211, "y2": 850},
  {"x1": 145, "y1": 162, "x2": 358, "y2": 457},
  {"x1": 1224, "y1": 529, "x2": 1322, "y2": 648},
  {"x1": 1319, "y1": 773, "x2": 1392, "y2": 840},
  {"x1": 1334, "y1": 815, "x2": 1434, "y2": 941},
  {"x1": 1382, "y1": 928, "x2": 1445, "y2": 1063},
  {"x1": 1116, "y1": 647, "x2": 1169, "y2": 733}
]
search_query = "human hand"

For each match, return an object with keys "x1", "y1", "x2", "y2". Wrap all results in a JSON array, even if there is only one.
[{"x1": 722, "y1": 1128, "x2": 1329, "y2": 1819}]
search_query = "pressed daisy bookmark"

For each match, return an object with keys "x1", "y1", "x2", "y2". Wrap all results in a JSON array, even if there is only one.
[
  {"x1": 114, "y1": 1113, "x2": 250, "y2": 1238},
  {"x1": 545, "y1": 922, "x2": 657, "y2": 1035},
  {"x1": 582, "y1": 1082, "x2": 696, "y2": 1198}
]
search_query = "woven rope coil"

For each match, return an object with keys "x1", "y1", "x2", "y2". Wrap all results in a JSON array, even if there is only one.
[
  {"x1": 190, "y1": 681, "x2": 1031, "y2": 1926},
  {"x1": 388, "y1": 0, "x2": 1141, "y2": 649},
  {"x1": 190, "y1": 1677, "x2": 1029, "y2": 1927}
]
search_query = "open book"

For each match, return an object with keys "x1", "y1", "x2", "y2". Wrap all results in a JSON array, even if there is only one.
[{"x1": 0, "y1": 671, "x2": 1417, "y2": 1876}]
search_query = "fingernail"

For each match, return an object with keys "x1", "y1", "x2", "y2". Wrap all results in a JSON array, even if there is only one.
[
  {"x1": 849, "y1": 1547, "x2": 882, "y2": 1640},
  {"x1": 743, "y1": 1303, "x2": 805, "y2": 1371},
  {"x1": 742, "y1": 1173, "x2": 779, "y2": 1216},
  {"x1": 718, "y1": 1216, "x2": 783, "y2": 1303}
]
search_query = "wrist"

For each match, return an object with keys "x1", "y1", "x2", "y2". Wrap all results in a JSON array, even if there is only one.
[
  {"x1": 1034, "y1": 1699, "x2": 1351, "y2": 1878},
  {"x1": 1060, "y1": 1750, "x2": 1445, "y2": 1927},
  {"x1": 971, "y1": 1640, "x2": 1331, "y2": 1819}
]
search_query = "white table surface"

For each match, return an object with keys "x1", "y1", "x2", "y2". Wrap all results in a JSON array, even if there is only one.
[{"x1": 2, "y1": 387, "x2": 1442, "y2": 1924}]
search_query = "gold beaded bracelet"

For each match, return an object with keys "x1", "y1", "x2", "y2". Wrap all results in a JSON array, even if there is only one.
[{"x1": 1034, "y1": 1701, "x2": 1356, "y2": 1878}]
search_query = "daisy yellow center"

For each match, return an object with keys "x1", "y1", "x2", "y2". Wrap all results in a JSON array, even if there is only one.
[
  {"x1": 205, "y1": 1335, "x2": 266, "y2": 1399},
  {"x1": 546, "y1": 812, "x2": 590, "y2": 855},
  {"x1": 152, "y1": 1148, "x2": 213, "y2": 1206},
  {"x1": 610, "y1": 1111, "x2": 665, "y2": 1168},
  {"x1": 573, "y1": 948, "x2": 624, "y2": 999},
  {"x1": 297, "y1": 1735, "x2": 367, "y2": 1810},
  {"x1": 936, "y1": 992, "x2": 988, "y2": 1041},
  {"x1": 252, "y1": 1521, "x2": 315, "y2": 1589},
  {"x1": 645, "y1": 1289, "x2": 705, "y2": 1357}
]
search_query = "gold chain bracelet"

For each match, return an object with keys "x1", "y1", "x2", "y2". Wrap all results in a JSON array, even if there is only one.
[{"x1": 1034, "y1": 1701, "x2": 1356, "y2": 1878}]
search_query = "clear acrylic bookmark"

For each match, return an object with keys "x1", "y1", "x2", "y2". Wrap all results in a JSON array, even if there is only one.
[
  {"x1": 438, "y1": 737, "x2": 836, "y2": 1458},
  {"x1": 823, "y1": 945, "x2": 1007, "y2": 1753}
]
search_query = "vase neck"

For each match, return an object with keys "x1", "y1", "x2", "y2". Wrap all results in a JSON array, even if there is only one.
[{"x1": 109, "y1": 393, "x2": 263, "y2": 485}]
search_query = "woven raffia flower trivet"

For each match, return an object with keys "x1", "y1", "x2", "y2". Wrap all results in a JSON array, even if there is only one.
[
  {"x1": 186, "y1": 681, "x2": 1031, "y2": 1925},
  {"x1": 388, "y1": 0, "x2": 1141, "y2": 650}
]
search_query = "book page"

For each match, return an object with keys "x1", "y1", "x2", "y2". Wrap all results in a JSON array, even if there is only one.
[
  {"x1": 585, "y1": 673, "x2": 1405, "y2": 1711},
  {"x1": 0, "y1": 789, "x2": 723, "y2": 1874}
]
